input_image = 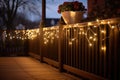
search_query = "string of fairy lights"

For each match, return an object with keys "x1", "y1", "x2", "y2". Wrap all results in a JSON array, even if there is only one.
[
  {"x1": 0, "y1": 18, "x2": 119, "y2": 52},
  {"x1": 43, "y1": 26, "x2": 59, "y2": 44},
  {"x1": 1, "y1": 29, "x2": 40, "y2": 40},
  {"x1": 62, "y1": 18, "x2": 120, "y2": 52},
  {"x1": 42, "y1": 18, "x2": 120, "y2": 52}
]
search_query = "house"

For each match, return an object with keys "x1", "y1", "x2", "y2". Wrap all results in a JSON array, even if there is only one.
[
  {"x1": 88, "y1": 0, "x2": 120, "y2": 17},
  {"x1": 45, "y1": 18, "x2": 59, "y2": 27}
]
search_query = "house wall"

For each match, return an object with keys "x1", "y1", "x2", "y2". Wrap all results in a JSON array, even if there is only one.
[{"x1": 87, "y1": 0, "x2": 105, "y2": 16}]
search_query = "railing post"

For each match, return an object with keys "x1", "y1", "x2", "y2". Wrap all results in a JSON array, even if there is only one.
[
  {"x1": 40, "y1": 0, "x2": 46, "y2": 62},
  {"x1": 58, "y1": 25, "x2": 64, "y2": 72},
  {"x1": 39, "y1": 27, "x2": 43, "y2": 62}
]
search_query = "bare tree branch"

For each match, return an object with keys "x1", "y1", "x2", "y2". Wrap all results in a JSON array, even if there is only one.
[{"x1": 0, "y1": 0, "x2": 42, "y2": 29}]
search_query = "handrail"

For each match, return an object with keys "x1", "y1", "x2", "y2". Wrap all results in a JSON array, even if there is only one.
[{"x1": 63, "y1": 18, "x2": 120, "y2": 28}]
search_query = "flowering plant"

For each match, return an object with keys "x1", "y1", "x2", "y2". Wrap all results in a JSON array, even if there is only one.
[{"x1": 57, "y1": 1, "x2": 87, "y2": 14}]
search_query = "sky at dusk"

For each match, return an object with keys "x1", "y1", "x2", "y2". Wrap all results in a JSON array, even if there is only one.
[
  {"x1": 46, "y1": 0, "x2": 87, "y2": 18},
  {"x1": 18, "y1": 0, "x2": 87, "y2": 21}
]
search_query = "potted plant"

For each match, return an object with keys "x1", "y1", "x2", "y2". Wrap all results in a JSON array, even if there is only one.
[{"x1": 57, "y1": 1, "x2": 87, "y2": 24}]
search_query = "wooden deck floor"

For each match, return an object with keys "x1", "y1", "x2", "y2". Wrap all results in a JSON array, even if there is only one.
[{"x1": 0, "y1": 57, "x2": 81, "y2": 80}]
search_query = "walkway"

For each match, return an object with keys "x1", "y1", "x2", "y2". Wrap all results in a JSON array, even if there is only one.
[{"x1": 0, "y1": 57, "x2": 81, "y2": 80}]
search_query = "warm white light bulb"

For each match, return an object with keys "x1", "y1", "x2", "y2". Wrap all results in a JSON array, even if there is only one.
[
  {"x1": 101, "y1": 46, "x2": 106, "y2": 51},
  {"x1": 94, "y1": 26, "x2": 97, "y2": 28},
  {"x1": 67, "y1": 30, "x2": 70, "y2": 32},
  {"x1": 101, "y1": 30, "x2": 105, "y2": 34},
  {"x1": 10, "y1": 37, "x2": 12, "y2": 40},
  {"x1": 74, "y1": 29, "x2": 76, "y2": 32},
  {"x1": 51, "y1": 37, "x2": 54, "y2": 40},
  {"x1": 80, "y1": 28, "x2": 83, "y2": 31},
  {"x1": 96, "y1": 19, "x2": 99, "y2": 22},
  {"x1": 44, "y1": 42, "x2": 47, "y2": 44},
  {"x1": 107, "y1": 21, "x2": 110, "y2": 24},
  {"x1": 87, "y1": 27, "x2": 90, "y2": 30},
  {"x1": 88, "y1": 22, "x2": 92, "y2": 26},
  {"x1": 79, "y1": 32, "x2": 81, "y2": 35},
  {"x1": 94, "y1": 33, "x2": 97, "y2": 36},
  {"x1": 89, "y1": 36, "x2": 93, "y2": 39},
  {"x1": 69, "y1": 25, "x2": 72, "y2": 28},
  {"x1": 93, "y1": 38, "x2": 96, "y2": 41},
  {"x1": 69, "y1": 41, "x2": 72, "y2": 45},
  {"x1": 82, "y1": 32, "x2": 85, "y2": 34},
  {"x1": 71, "y1": 38, "x2": 75, "y2": 41},
  {"x1": 111, "y1": 26, "x2": 115, "y2": 29},
  {"x1": 89, "y1": 43, "x2": 92, "y2": 47}
]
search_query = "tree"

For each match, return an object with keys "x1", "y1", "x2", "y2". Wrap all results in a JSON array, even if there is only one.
[{"x1": 0, "y1": 0, "x2": 41, "y2": 30}]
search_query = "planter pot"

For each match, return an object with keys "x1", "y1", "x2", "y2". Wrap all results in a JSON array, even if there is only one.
[{"x1": 61, "y1": 11, "x2": 84, "y2": 24}]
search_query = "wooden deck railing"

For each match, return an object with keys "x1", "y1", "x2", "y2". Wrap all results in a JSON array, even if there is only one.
[
  {"x1": 0, "y1": 30, "x2": 29, "y2": 56},
  {"x1": 29, "y1": 18, "x2": 120, "y2": 80}
]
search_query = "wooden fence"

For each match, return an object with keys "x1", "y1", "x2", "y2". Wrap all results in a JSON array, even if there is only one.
[
  {"x1": 0, "y1": 30, "x2": 29, "y2": 56},
  {"x1": 29, "y1": 18, "x2": 120, "y2": 80}
]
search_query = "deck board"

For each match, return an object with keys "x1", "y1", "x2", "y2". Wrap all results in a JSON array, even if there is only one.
[{"x1": 0, "y1": 57, "x2": 81, "y2": 80}]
